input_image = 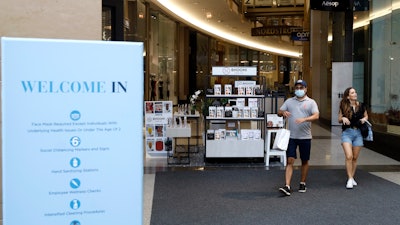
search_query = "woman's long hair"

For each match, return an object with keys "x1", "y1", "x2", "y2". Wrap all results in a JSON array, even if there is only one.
[{"x1": 340, "y1": 87, "x2": 359, "y2": 118}]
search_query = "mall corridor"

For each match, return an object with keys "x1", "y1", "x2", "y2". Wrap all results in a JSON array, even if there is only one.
[{"x1": 143, "y1": 122, "x2": 400, "y2": 225}]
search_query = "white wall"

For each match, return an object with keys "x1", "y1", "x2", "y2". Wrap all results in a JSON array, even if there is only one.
[
  {"x1": 0, "y1": 0, "x2": 101, "y2": 40},
  {"x1": 0, "y1": 1, "x2": 102, "y2": 222}
]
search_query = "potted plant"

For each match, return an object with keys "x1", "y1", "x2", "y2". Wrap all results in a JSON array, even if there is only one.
[{"x1": 190, "y1": 90, "x2": 203, "y2": 114}]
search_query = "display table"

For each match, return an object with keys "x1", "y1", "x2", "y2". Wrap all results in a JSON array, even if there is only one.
[
  {"x1": 166, "y1": 126, "x2": 191, "y2": 165},
  {"x1": 174, "y1": 112, "x2": 201, "y2": 152}
]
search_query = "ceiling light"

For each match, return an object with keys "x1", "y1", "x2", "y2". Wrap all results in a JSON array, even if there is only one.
[
  {"x1": 138, "y1": 12, "x2": 144, "y2": 19},
  {"x1": 206, "y1": 12, "x2": 212, "y2": 19},
  {"x1": 156, "y1": 0, "x2": 301, "y2": 58}
]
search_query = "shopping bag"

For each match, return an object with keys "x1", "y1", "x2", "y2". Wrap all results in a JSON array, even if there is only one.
[
  {"x1": 272, "y1": 129, "x2": 290, "y2": 151},
  {"x1": 363, "y1": 121, "x2": 373, "y2": 141}
]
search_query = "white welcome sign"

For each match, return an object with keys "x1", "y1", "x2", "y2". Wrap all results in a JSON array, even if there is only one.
[{"x1": 1, "y1": 37, "x2": 143, "y2": 225}]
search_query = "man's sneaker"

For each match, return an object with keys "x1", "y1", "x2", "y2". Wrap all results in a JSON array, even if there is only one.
[
  {"x1": 346, "y1": 179, "x2": 353, "y2": 189},
  {"x1": 299, "y1": 182, "x2": 307, "y2": 193},
  {"x1": 279, "y1": 185, "x2": 291, "y2": 196}
]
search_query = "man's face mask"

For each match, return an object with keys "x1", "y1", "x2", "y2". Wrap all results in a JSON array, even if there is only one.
[{"x1": 295, "y1": 89, "x2": 305, "y2": 98}]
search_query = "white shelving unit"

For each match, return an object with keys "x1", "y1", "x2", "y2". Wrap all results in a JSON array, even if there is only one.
[{"x1": 204, "y1": 74, "x2": 266, "y2": 159}]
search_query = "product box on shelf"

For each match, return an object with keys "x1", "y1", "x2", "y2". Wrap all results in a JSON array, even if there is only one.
[
  {"x1": 240, "y1": 129, "x2": 261, "y2": 140},
  {"x1": 248, "y1": 98, "x2": 258, "y2": 108},
  {"x1": 246, "y1": 86, "x2": 254, "y2": 95},
  {"x1": 207, "y1": 129, "x2": 215, "y2": 140},
  {"x1": 219, "y1": 129, "x2": 226, "y2": 140},
  {"x1": 214, "y1": 129, "x2": 226, "y2": 140},
  {"x1": 232, "y1": 107, "x2": 239, "y2": 118},
  {"x1": 241, "y1": 129, "x2": 249, "y2": 140},
  {"x1": 237, "y1": 107, "x2": 244, "y2": 118},
  {"x1": 214, "y1": 84, "x2": 222, "y2": 95},
  {"x1": 226, "y1": 130, "x2": 238, "y2": 139},
  {"x1": 236, "y1": 98, "x2": 245, "y2": 107},
  {"x1": 224, "y1": 106, "x2": 233, "y2": 117},
  {"x1": 216, "y1": 106, "x2": 224, "y2": 118},
  {"x1": 215, "y1": 130, "x2": 221, "y2": 140},
  {"x1": 209, "y1": 106, "x2": 216, "y2": 118},
  {"x1": 243, "y1": 106, "x2": 251, "y2": 118},
  {"x1": 251, "y1": 107, "x2": 258, "y2": 118},
  {"x1": 254, "y1": 130, "x2": 261, "y2": 140},
  {"x1": 254, "y1": 85, "x2": 263, "y2": 95},
  {"x1": 238, "y1": 85, "x2": 245, "y2": 95},
  {"x1": 224, "y1": 84, "x2": 232, "y2": 95}
]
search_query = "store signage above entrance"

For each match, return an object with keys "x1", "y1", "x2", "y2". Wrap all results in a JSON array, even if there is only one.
[
  {"x1": 353, "y1": 0, "x2": 369, "y2": 11},
  {"x1": 310, "y1": 0, "x2": 368, "y2": 11},
  {"x1": 310, "y1": 0, "x2": 349, "y2": 11},
  {"x1": 251, "y1": 26, "x2": 302, "y2": 36},
  {"x1": 212, "y1": 66, "x2": 257, "y2": 76},
  {"x1": 291, "y1": 31, "x2": 310, "y2": 41}
]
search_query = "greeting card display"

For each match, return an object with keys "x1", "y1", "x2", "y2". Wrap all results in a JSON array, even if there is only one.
[
  {"x1": 266, "y1": 114, "x2": 284, "y2": 128},
  {"x1": 144, "y1": 101, "x2": 173, "y2": 156}
]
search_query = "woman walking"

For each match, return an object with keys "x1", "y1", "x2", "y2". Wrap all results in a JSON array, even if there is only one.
[{"x1": 338, "y1": 87, "x2": 368, "y2": 189}]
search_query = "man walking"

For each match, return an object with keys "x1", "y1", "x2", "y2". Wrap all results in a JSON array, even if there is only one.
[{"x1": 278, "y1": 80, "x2": 319, "y2": 196}]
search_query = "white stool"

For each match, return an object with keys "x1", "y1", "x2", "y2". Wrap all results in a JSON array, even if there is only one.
[{"x1": 265, "y1": 129, "x2": 287, "y2": 166}]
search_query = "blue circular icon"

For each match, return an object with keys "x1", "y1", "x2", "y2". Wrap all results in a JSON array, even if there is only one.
[
  {"x1": 70, "y1": 220, "x2": 81, "y2": 225},
  {"x1": 70, "y1": 199, "x2": 81, "y2": 210},
  {"x1": 70, "y1": 136, "x2": 81, "y2": 147},
  {"x1": 70, "y1": 157, "x2": 81, "y2": 168},
  {"x1": 70, "y1": 178, "x2": 81, "y2": 189},
  {"x1": 70, "y1": 110, "x2": 81, "y2": 121}
]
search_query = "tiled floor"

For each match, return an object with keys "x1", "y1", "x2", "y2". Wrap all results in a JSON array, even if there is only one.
[{"x1": 143, "y1": 122, "x2": 400, "y2": 225}]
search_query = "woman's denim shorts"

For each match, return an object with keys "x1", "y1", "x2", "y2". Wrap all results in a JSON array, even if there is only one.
[{"x1": 341, "y1": 128, "x2": 364, "y2": 147}]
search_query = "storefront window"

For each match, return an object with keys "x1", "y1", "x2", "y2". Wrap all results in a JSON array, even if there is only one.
[
  {"x1": 125, "y1": 0, "x2": 146, "y2": 42},
  {"x1": 239, "y1": 47, "x2": 257, "y2": 67},
  {"x1": 148, "y1": 11, "x2": 177, "y2": 101},
  {"x1": 102, "y1": 7, "x2": 112, "y2": 41},
  {"x1": 195, "y1": 33, "x2": 209, "y2": 91},
  {"x1": 370, "y1": 0, "x2": 400, "y2": 135},
  {"x1": 211, "y1": 41, "x2": 239, "y2": 66},
  {"x1": 259, "y1": 53, "x2": 277, "y2": 90}
]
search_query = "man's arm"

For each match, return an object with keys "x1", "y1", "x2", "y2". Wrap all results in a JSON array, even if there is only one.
[{"x1": 295, "y1": 112, "x2": 319, "y2": 124}]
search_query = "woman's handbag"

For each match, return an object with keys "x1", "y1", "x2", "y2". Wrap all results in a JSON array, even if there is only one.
[
  {"x1": 362, "y1": 120, "x2": 373, "y2": 141},
  {"x1": 272, "y1": 120, "x2": 290, "y2": 151}
]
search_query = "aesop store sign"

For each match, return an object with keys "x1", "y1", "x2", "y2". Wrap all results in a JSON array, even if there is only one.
[{"x1": 310, "y1": 0, "x2": 349, "y2": 11}]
